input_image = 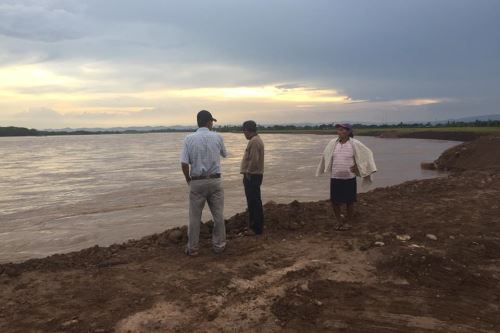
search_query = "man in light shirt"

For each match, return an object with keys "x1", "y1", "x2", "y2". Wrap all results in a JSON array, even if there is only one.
[{"x1": 180, "y1": 110, "x2": 227, "y2": 256}]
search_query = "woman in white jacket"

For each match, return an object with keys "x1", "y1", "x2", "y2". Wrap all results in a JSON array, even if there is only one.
[{"x1": 316, "y1": 123, "x2": 377, "y2": 230}]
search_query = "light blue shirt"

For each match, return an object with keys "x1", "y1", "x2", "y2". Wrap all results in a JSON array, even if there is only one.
[{"x1": 180, "y1": 128, "x2": 228, "y2": 177}]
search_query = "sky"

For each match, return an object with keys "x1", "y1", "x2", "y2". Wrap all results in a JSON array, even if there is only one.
[{"x1": 0, "y1": 0, "x2": 499, "y2": 129}]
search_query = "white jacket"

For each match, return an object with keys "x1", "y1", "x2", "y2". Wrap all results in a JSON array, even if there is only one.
[{"x1": 316, "y1": 137, "x2": 377, "y2": 184}]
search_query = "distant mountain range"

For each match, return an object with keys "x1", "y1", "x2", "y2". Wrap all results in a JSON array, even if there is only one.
[
  {"x1": 41, "y1": 114, "x2": 500, "y2": 132},
  {"x1": 443, "y1": 114, "x2": 500, "y2": 123}
]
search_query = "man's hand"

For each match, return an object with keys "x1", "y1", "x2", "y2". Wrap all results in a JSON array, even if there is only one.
[
  {"x1": 350, "y1": 164, "x2": 359, "y2": 174},
  {"x1": 181, "y1": 163, "x2": 191, "y2": 185}
]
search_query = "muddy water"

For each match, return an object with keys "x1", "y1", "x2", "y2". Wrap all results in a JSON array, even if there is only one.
[{"x1": 0, "y1": 133, "x2": 458, "y2": 262}]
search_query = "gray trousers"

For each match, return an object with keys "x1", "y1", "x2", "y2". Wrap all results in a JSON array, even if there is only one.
[{"x1": 187, "y1": 178, "x2": 226, "y2": 252}]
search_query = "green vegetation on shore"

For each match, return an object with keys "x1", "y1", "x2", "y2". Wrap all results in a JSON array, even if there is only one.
[
  {"x1": 218, "y1": 121, "x2": 500, "y2": 140},
  {"x1": 241, "y1": 126, "x2": 500, "y2": 135},
  {"x1": 220, "y1": 120, "x2": 500, "y2": 133},
  {"x1": 2, "y1": 120, "x2": 500, "y2": 140},
  {"x1": 0, "y1": 126, "x2": 40, "y2": 137},
  {"x1": 0, "y1": 126, "x2": 187, "y2": 137}
]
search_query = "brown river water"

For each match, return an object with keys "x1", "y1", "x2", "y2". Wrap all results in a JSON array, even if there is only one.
[{"x1": 0, "y1": 133, "x2": 458, "y2": 262}]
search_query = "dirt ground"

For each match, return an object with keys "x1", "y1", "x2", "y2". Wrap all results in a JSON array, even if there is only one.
[{"x1": 1, "y1": 137, "x2": 500, "y2": 333}]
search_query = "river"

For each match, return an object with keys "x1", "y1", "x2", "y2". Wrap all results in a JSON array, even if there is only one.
[{"x1": 0, "y1": 133, "x2": 458, "y2": 262}]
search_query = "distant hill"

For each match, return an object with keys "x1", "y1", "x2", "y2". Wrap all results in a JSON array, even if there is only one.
[
  {"x1": 448, "y1": 114, "x2": 500, "y2": 123},
  {"x1": 0, "y1": 126, "x2": 39, "y2": 136},
  {"x1": 2, "y1": 117, "x2": 499, "y2": 137},
  {"x1": 0, "y1": 126, "x2": 195, "y2": 137},
  {"x1": 43, "y1": 125, "x2": 196, "y2": 132}
]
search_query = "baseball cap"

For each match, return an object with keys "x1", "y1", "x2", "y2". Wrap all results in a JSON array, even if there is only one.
[
  {"x1": 335, "y1": 123, "x2": 353, "y2": 131},
  {"x1": 242, "y1": 120, "x2": 257, "y2": 132},
  {"x1": 197, "y1": 110, "x2": 217, "y2": 124}
]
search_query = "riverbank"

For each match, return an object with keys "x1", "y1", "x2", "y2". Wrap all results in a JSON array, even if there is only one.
[
  {"x1": 2, "y1": 125, "x2": 500, "y2": 141},
  {"x1": 1, "y1": 137, "x2": 500, "y2": 332},
  {"x1": 255, "y1": 127, "x2": 500, "y2": 142}
]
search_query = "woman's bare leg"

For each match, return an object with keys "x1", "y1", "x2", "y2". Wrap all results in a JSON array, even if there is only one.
[
  {"x1": 346, "y1": 203, "x2": 355, "y2": 223},
  {"x1": 331, "y1": 201, "x2": 342, "y2": 222}
]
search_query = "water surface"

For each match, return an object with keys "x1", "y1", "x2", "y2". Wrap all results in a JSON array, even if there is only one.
[{"x1": 0, "y1": 133, "x2": 457, "y2": 262}]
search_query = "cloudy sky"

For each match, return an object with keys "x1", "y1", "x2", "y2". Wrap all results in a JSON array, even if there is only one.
[{"x1": 0, "y1": 0, "x2": 499, "y2": 128}]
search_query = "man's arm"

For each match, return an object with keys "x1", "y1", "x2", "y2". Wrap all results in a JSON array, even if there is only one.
[
  {"x1": 219, "y1": 135, "x2": 228, "y2": 158},
  {"x1": 180, "y1": 139, "x2": 191, "y2": 184},
  {"x1": 181, "y1": 163, "x2": 191, "y2": 184}
]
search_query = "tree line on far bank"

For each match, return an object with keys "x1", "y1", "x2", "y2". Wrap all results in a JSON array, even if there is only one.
[
  {"x1": 0, "y1": 126, "x2": 40, "y2": 136},
  {"x1": 2, "y1": 120, "x2": 500, "y2": 137},
  {"x1": 218, "y1": 120, "x2": 500, "y2": 132},
  {"x1": 0, "y1": 126, "x2": 186, "y2": 137}
]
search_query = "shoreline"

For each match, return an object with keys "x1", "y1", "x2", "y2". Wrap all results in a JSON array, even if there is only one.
[
  {"x1": 2, "y1": 128, "x2": 500, "y2": 142},
  {"x1": 246, "y1": 129, "x2": 496, "y2": 141},
  {"x1": 1, "y1": 137, "x2": 499, "y2": 332}
]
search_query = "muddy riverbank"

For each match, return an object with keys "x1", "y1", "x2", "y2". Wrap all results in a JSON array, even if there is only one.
[{"x1": 1, "y1": 137, "x2": 499, "y2": 332}]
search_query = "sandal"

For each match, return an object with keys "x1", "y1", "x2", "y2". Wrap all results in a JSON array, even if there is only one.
[
  {"x1": 244, "y1": 229, "x2": 257, "y2": 236},
  {"x1": 185, "y1": 248, "x2": 199, "y2": 257}
]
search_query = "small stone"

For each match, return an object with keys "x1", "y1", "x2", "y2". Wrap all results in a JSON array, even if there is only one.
[
  {"x1": 449, "y1": 235, "x2": 456, "y2": 240},
  {"x1": 323, "y1": 320, "x2": 348, "y2": 329},
  {"x1": 426, "y1": 234, "x2": 438, "y2": 241},
  {"x1": 396, "y1": 234, "x2": 411, "y2": 241},
  {"x1": 315, "y1": 300, "x2": 323, "y2": 306},
  {"x1": 374, "y1": 241, "x2": 385, "y2": 247},
  {"x1": 61, "y1": 319, "x2": 79, "y2": 329},
  {"x1": 168, "y1": 230, "x2": 183, "y2": 243}
]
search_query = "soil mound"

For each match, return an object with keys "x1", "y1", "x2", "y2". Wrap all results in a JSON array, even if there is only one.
[{"x1": 435, "y1": 135, "x2": 500, "y2": 171}]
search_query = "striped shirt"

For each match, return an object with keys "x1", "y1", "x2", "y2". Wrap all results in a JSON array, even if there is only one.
[
  {"x1": 180, "y1": 127, "x2": 228, "y2": 177},
  {"x1": 331, "y1": 139, "x2": 356, "y2": 179}
]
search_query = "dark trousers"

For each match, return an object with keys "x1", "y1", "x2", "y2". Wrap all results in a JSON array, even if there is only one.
[{"x1": 243, "y1": 174, "x2": 264, "y2": 234}]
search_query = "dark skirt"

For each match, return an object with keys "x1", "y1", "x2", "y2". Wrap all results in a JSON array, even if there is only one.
[{"x1": 330, "y1": 178, "x2": 357, "y2": 204}]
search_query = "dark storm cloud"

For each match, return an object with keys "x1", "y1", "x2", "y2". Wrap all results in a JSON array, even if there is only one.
[
  {"x1": 83, "y1": 1, "x2": 500, "y2": 94},
  {"x1": 0, "y1": 1, "x2": 87, "y2": 42},
  {"x1": 1, "y1": 0, "x2": 499, "y2": 125}
]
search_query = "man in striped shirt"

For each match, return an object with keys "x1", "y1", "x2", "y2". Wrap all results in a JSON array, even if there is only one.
[
  {"x1": 329, "y1": 123, "x2": 360, "y2": 230},
  {"x1": 181, "y1": 110, "x2": 227, "y2": 256}
]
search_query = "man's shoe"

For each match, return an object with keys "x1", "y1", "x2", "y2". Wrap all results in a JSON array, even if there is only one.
[
  {"x1": 185, "y1": 248, "x2": 199, "y2": 257},
  {"x1": 212, "y1": 247, "x2": 226, "y2": 254},
  {"x1": 243, "y1": 229, "x2": 257, "y2": 236}
]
